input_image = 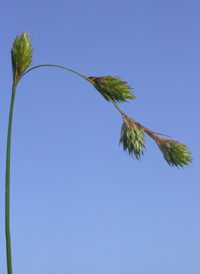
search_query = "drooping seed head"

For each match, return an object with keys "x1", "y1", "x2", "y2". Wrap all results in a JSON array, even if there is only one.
[
  {"x1": 11, "y1": 30, "x2": 33, "y2": 85},
  {"x1": 139, "y1": 124, "x2": 193, "y2": 168},
  {"x1": 88, "y1": 76, "x2": 135, "y2": 103},
  {"x1": 119, "y1": 115, "x2": 145, "y2": 160},
  {"x1": 155, "y1": 138, "x2": 193, "y2": 168}
]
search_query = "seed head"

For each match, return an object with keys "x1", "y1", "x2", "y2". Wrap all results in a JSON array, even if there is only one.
[
  {"x1": 88, "y1": 76, "x2": 135, "y2": 103},
  {"x1": 139, "y1": 124, "x2": 193, "y2": 168},
  {"x1": 11, "y1": 30, "x2": 33, "y2": 85},
  {"x1": 119, "y1": 115, "x2": 145, "y2": 160},
  {"x1": 154, "y1": 137, "x2": 193, "y2": 168}
]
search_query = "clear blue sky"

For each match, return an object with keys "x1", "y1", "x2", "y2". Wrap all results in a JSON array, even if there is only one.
[{"x1": 0, "y1": 1, "x2": 200, "y2": 273}]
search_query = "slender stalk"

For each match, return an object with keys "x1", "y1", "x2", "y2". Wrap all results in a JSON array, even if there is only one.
[
  {"x1": 107, "y1": 96, "x2": 125, "y2": 116},
  {"x1": 19, "y1": 64, "x2": 90, "y2": 82},
  {"x1": 19, "y1": 64, "x2": 126, "y2": 118},
  {"x1": 5, "y1": 84, "x2": 16, "y2": 274},
  {"x1": 5, "y1": 64, "x2": 105, "y2": 274},
  {"x1": 5, "y1": 65, "x2": 125, "y2": 274},
  {"x1": 20, "y1": 64, "x2": 125, "y2": 116}
]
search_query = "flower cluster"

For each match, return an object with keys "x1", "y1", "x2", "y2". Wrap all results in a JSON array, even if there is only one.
[
  {"x1": 9, "y1": 30, "x2": 193, "y2": 168},
  {"x1": 119, "y1": 115, "x2": 145, "y2": 160},
  {"x1": 11, "y1": 31, "x2": 33, "y2": 85},
  {"x1": 137, "y1": 123, "x2": 193, "y2": 168},
  {"x1": 88, "y1": 76, "x2": 135, "y2": 103},
  {"x1": 153, "y1": 137, "x2": 192, "y2": 168}
]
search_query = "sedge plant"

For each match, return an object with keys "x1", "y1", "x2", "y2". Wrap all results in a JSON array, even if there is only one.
[{"x1": 5, "y1": 31, "x2": 193, "y2": 274}]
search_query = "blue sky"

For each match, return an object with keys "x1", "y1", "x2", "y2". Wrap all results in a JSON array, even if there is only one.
[{"x1": 0, "y1": 1, "x2": 200, "y2": 273}]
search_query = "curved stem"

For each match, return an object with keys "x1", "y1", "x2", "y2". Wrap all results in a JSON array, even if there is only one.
[
  {"x1": 20, "y1": 64, "x2": 125, "y2": 117},
  {"x1": 5, "y1": 64, "x2": 127, "y2": 274},
  {"x1": 5, "y1": 85, "x2": 16, "y2": 274},
  {"x1": 19, "y1": 64, "x2": 90, "y2": 82}
]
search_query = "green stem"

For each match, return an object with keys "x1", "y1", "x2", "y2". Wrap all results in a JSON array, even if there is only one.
[
  {"x1": 5, "y1": 64, "x2": 105, "y2": 274},
  {"x1": 20, "y1": 64, "x2": 125, "y2": 117},
  {"x1": 107, "y1": 96, "x2": 125, "y2": 116},
  {"x1": 20, "y1": 64, "x2": 126, "y2": 118},
  {"x1": 19, "y1": 64, "x2": 90, "y2": 82},
  {"x1": 5, "y1": 84, "x2": 16, "y2": 274},
  {"x1": 5, "y1": 64, "x2": 126, "y2": 274}
]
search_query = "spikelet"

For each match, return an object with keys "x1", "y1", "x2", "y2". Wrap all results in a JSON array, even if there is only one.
[
  {"x1": 137, "y1": 123, "x2": 193, "y2": 168},
  {"x1": 11, "y1": 31, "x2": 33, "y2": 85},
  {"x1": 88, "y1": 76, "x2": 135, "y2": 103},
  {"x1": 119, "y1": 115, "x2": 145, "y2": 159}
]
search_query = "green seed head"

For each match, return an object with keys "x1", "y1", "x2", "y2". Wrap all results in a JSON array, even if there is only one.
[
  {"x1": 135, "y1": 123, "x2": 193, "y2": 167},
  {"x1": 88, "y1": 76, "x2": 135, "y2": 103},
  {"x1": 156, "y1": 138, "x2": 193, "y2": 168},
  {"x1": 119, "y1": 115, "x2": 145, "y2": 160},
  {"x1": 11, "y1": 30, "x2": 33, "y2": 85}
]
